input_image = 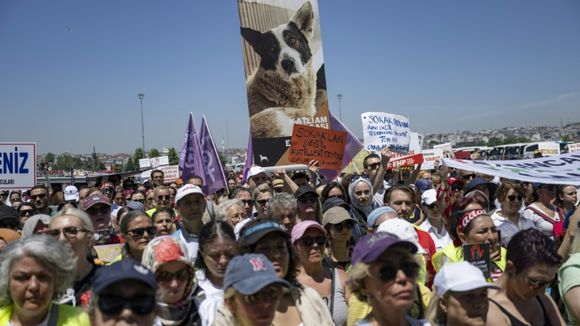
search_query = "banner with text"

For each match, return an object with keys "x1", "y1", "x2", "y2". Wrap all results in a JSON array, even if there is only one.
[
  {"x1": 288, "y1": 124, "x2": 346, "y2": 170},
  {"x1": 361, "y1": 112, "x2": 410, "y2": 153},
  {"x1": 237, "y1": 0, "x2": 331, "y2": 166},
  {"x1": 387, "y1": 153, "x2": 424, "y2": 170},
  {"x1": 442, "y1": 152, "x2": 580, "y2": 185},
  {"x1": 421, "y1": 148, "x2": 444, "y2": 170},
  {"x1": 0, "y1": 143, "x2": 36, "y2": 189}
]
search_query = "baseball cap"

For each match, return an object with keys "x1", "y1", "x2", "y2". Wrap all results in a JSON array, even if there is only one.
[
  {"x1": 352, "y1": 232, "x2": 418, "y2": 265},
  {"x1": 64, "y1": 185, "x2": 79, "y2": 202},
  {"x1": 224, "y1": 253, "x2": 290, "y2": 295},
  {"x1": 294, "y1": 185, "x2": 318, "y2": 199},
  {"x1": 272, "y1": 179, "x2": 284, "y2": 189},
  {"x1": 321, "y1": 197, "x2": 350, "y2": 214},
  {"x1": 81, "y1": 193, "x2": 111, "y2": 210},
  {"x1": 415, "y1": 179, "x2": 433, "y2": 193},
  {"x1": 239, "y1": 220, "x2": 288, "y2": 247},
  {"x1": 367, "y1": 206, "x2": 397, "y2": 229},
  {"x1": 377, "y1": 219, "x2": 427, "y2": 254},
  {"x1": 291, "y1": 220, "x2": 326, "y2": 244},
  {"x1": 175, "y1": 184, "x2": 204, "y2": 204},
  {"x1": 322, "y1": 207, "x2": 352, "y2": 227},
  {"x1": 247, "y1": 166, "x2": 267, "y2": 179},
  {"x1": 421, "y1": 189, "x2": 437, "y2": 206},
  {"x1": 291, "y1": 171, "x2": 309, "y2": 181},
  {"x1": 93, "y1": 260, "x2": 156, "y2": 295},
  {"x1": 126, "y1": 200, "x2": 145, "y2": 211},
  {"x1": 433, "y1": 261, "x2": 500, "y2": 297}
]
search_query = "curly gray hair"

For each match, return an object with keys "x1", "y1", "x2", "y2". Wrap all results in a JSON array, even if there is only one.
[
  {"x1": 0, "y1": 235, "x2": 77, "y2": 305},
  {"x1": 267, "y1": 193, "x2": 297, "y2": 218}
]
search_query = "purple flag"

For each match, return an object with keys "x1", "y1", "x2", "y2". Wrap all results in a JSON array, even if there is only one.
[
  {"x1": 179, "y1": 113, "x2": 206, "y2": 189},
  {"x1": 319, "y1": 110, "x2": 364, "y2": 181},
  {"x1": 242, "y1": 132, "x2": 253, "y2": 182},
  {"x1": 199, "y1": 115, "x2": 228, "y2": 194}
]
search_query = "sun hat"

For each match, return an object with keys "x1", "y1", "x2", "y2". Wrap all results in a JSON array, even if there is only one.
[
  {"x1": 377, "y1": 219, "x2": 427, "y2": 254},
  {"x1": 351, "y1": 231, "x2": 418, "y2": 265},
  {"x1": 175, "y1": 184, "x2": 204, "y2": 204},
  {"x1": 291, "y1": 220, "x2": 326, "y2": 244},
  {"x1": 322, "y1": 207, "x2": 353, "y2": 227},
  {"x1": 93, "y1": 259, "x2": 156, "y2": 295},
  {"x1": 224, "y1": 253, "x2": 290, "y2": 295},
  {"x1": 366, "y1": 206, "x2": 397, "y2": 229},
  {"x1": 321, "y1": 197, "x2": 350, "y2": 214},
  {"x1": 433, "y1": 261, "x2": 500, "y2": 297}
]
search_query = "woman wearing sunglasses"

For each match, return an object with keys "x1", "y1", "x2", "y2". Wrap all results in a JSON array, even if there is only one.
[
  {"x1": 118, "y1": 210, "x2": 156, "y2": 262},
  {"x1": 239, "y1": 219, "x2": 334, "y2": 325},
  {"x1": 142, "y1": 236, "x2": 200, "y2": 325},
  {"x1": 487, "y1": 229, "x2": 565, "y2": 325},
  {"x1": 322, "y1": 207, "x2": 354, "y2": 268},
  {"x1": 292, "y1": 220, "x2": 349, "y2": 326},
  {"x1": 347, "y1": 232, "x2": 427, "y2": 326},
  {"x1": 17, "y1": 202, "x2": 36, "y2": 229},
  {"x1": 491, "y1": 180, "x2": 534, "y2": 245},
  {"x1": 50, "y1": 208, "x2": 101, "y2": 307}
]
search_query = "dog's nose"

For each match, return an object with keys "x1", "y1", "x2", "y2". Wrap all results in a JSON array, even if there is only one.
[{"x1": 281, "y1": 58, "x2": 296, "y2": 74}]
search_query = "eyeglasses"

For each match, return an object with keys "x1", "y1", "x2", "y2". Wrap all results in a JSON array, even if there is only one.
[
  {"x1": 97, "y1": 294, "x2": 156, "y2": 315},
  {"x1": 298, "y1": 196, "x2": 318, "y2": 204},
  {"x1": 156, "y1": 269, "x2": 189, "y2": 283},
  {"x1": 157, "y1": 195, "x2": 170, "y2": 201},
  {"x1": 241, "y1": 199, "x2": 254, "y2": 206},
  {"x1": 256, "y1": 199, "x2": 270, "y2": 206},
  {"x1": 507, "y1": 195, "x2": 522, "y2": 202},
  {"x1": 19, "y1": 210, "x2": 34, "y2": 217},
  {"x1": 524, "y1": 275, "x2": 554, "y2": 289},
  {"x1": 128, "y1": 226, "x2": 157, "y2": 238},
  {"x1": 377, "y1": 261, "x2": 420, "y2": 283},
  {"x1": 87, "y1": 206, "x2": 110, "y2": 215},
  {"x1": 48, "y1": 226, "x2": 90, "y2": 238},
  {"x1": 300, "y1": 235, "x2": 326, "y2": 247},
  {"x1": 30, "y1": 194, "x2": 47, "y2": 200},
  {"x1": 367, "y1": 162, "x2": 381, "y2": 170},
  {"x1": 242, "y1": 286, "x2": 283, "y2": 304},
  {"x1": 332, "y1": 220, "x2": 354, "y2": 232}
]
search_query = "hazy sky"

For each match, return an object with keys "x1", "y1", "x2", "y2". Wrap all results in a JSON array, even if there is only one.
[{"x1": 1, "y1": 0, "x2": 579, "y2": 154}]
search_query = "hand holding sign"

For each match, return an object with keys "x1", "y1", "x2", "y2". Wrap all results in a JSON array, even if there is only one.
[{"x1": 288, "y1": 125, "x2": 346, "y2": 170}]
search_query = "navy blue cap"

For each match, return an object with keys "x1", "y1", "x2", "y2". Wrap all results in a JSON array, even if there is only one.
[
  {"x1": 321, "y1": 197, "x2": 350, "y2": 214},
  {"x1": 93, "y1": 260, "x2": 156, "y2": 295},
  {"x1": 224, "y1": 253, "x2": 290, "y2": 295},
  {"x1": 464, "y1": 176, "x2": 497, "y2": 199},
  {"x1": 294, "y1": 185, "x2": 318, "y2": 199},
  {"x1": 415, "y1": 179, "x2": 433, "y2": 193},
  {"x1": 352, "y1": 232, "x2": 417, "y2": 265}
]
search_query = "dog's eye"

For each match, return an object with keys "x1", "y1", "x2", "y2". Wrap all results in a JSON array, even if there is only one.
[{"x1": 288, "y1": 37, "x2": 296, "y2": 45}]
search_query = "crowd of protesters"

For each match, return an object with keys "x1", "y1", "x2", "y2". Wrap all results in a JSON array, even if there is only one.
[{"x1": 0, "y1": 148, "x2": 579, "y2": 326}]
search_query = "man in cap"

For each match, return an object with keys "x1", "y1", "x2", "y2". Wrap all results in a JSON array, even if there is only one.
[
  {"x1": 82, "y1": 193, "x2": 120, "y2": 245},
  {"x1": 294, "y1": 184, "x2": 320, "y2": 221},
  {"x1": 419, "y1": 189, "x2": 451, "y2": 250},
  {"x1": 89, "y1": 260, "x2": 157, "y2": 326},
  {"x1": 247, "y1": 166, "x2": 269, "y2": 191},
  {"x1": 63, "y1": 185, "x2": 80, "y2": 205},
  {"x1": 172, "y1": 184, "x2": 206, "y2": 262}
]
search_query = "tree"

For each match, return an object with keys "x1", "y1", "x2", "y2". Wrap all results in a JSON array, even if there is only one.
[
  {"x1": 45, "y1": 152, "x2": 56, "y2": 164},
  {"x1": 486, "y1": 137, "x2": 503, "y2": 147},
  {"x1": 561, "y1": 135, "x2": 573, "y2": 142},
  {"x1": 134, "y1": 148, "x2": 144, "y2": 161},
  {"x1": 168, "y1": 147, "x2": 179, "y2": 165},
  {"x1": 427, "y1": 140, "x2": 439, "y2": 149},
  {"x1": 125, "y1": 158, "x2": 136, "y2": 172},
  {"x1": 148, "y1": 148, "x2": 160, "y2": 158}
]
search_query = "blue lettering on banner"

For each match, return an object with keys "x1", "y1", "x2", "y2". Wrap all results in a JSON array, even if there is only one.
[{"x1": 0, "y1": 147, "x2": 29, "y2": 174}]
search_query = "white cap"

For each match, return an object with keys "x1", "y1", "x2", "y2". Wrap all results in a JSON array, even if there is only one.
[
  {"x1": 421, "y1": 189, "x2": 437, "y2": 205},
  {"x1": 64, "y1": 185, "x2": 79, "y2": 202},
  {"x1": 377, "y1": 219, "x2": 427, "y2": 254},
  {"x1": 433, "y1": 261, "x2": 500, "y2": 297},
  {"x1": 247, "y1": 166, "x2": 267, "y2": 179},
  {"x1": 175, "y1": 184, "x2": 204, "y2": 203}
]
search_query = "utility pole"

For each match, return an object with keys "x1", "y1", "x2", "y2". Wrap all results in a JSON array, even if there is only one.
[
  {"x1": 337, "y1": 93, "x2": 343, "y2": 121},
  {"x1": 138, "y1": 93, "x2": 146, "y2": 157}
]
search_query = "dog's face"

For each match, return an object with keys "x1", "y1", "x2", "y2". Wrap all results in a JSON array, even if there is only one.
[{"x1": 242, "y1": 1, "x2": 314, "y2": 80}]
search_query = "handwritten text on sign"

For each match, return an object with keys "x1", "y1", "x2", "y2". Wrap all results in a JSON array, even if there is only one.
[
  {"x1": 288, "y1": 124, "x2": 346, "y2": 170},
  {"x1": 362, "y1": 112, "x2": 410, "y2": 153}
]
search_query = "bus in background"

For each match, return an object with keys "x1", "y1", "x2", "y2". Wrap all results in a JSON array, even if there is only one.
[
  {"x1": 487, "y1": 143, "x2": 527, "y2": 160},
  {"x1": 522, "y1": 141, "x2": 560, "y2": 159}
]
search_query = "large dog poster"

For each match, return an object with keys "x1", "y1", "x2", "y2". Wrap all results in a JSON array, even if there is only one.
[{"x1": 237, "y1": 0, "x2": 331, "y2": 166}]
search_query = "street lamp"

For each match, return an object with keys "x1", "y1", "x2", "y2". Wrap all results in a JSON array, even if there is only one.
[
  {"x1": 337, "y1": 93, "x2": 343, "y2": 121},
  {"x1": 138, "y1": 93, "x2": 146, "y2": 158}
]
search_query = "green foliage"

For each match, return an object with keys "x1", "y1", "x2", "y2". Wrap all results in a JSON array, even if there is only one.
[
  {"x1": 125, "y1": 158, "x2": 137, "y2": 172},
  {"x1": 148, "y1": 148, "x2": 160, "y2": 158},
  {"x1": 45, "y1": 152, "x2": 56, "y2": 164},
  {"x1": 134, "y1": 148, "x2": 144, "y2": 161},
  {"x1": 168, "y1": 147, "x2": 179, "y2": 165}
]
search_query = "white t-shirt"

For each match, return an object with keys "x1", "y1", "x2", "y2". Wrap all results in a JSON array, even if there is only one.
[
  {"x1": 195, "y1": 270, "x2": 224, "y2": 326},
  {"x1": 491, "y1": 210, "x2": 534, "y2": 245},
  {"x1": 419, "y1": 219, "x2": 452, "y2": 251}
]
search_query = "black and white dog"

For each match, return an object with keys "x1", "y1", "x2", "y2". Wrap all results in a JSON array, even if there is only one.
[{"x1": 241, "y1": 1, "x2": 317, "y2": 138}]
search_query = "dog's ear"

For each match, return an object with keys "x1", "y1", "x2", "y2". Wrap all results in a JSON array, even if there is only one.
[
  {"x1": 291, "y1": 1, "x2": 314, "y2": 40},
  {"x1": 241, "y1": 27, "x2": 263, "y2": 51}
]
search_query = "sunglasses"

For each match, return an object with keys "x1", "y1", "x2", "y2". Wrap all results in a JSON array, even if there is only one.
[
  {"x1": 350, "y1": 174, "x2": 370, "y2": 184},
  {"x1": 256, "y1": 199, "x2": 270, "y2": 206},
  {"x1": 507, "y1": 195, "x2": 522, "y2": 202},
  {"x1": 242, "y1": 286, "x2": 283, "y2": 304},
  {"x1": 377, "y1": 261, "x2": 420, "y2": 283},
  {"x1": 367, "y1": 162, "x2": 381, "y2": 170},
  {"x1": 97, "y1": 295, "x2": 156, "y2": 315},
  {"x1": 426, "y1": 202, "x2": 437, "y2": 209},
  {"x1": 157, "y1": 195, "x2": 170, "y2": 201},
  {"x1": 524, "y1": 275, "x2": 554, "y2": 289},
  {"x1": 298, "y1": 196, "x2": 318, "y2": 204},
  {"x1": 156, "y1": 269, "x2": 189, "y2": 283},
  {"x1": 332, "y1": 221, "x2": 354, "y2": 232},
  {"x1": 128, "y1": 226, "x2": 157, "y2": 238},
  {"x1": 19, "y1": 210, "x2": 34, "y2": 217},
  {"x1": 451, "y1": 184, "x2": 463, "y2": 191},
  {"x1": 241, "y1": 199, "x2": 254, "y2": 206},
  {"x1": 300, "y1": 235, "x2": 326, "y2": 247},
  {"x1": 48, "y1": 226, "x2": 89, "y2": 238},
  {"x1": 31, "y1": 194, "x2": 47, "y2": 200},
  {"x1": 87, "y1": 206, "x2": 110, "y2": 215}
]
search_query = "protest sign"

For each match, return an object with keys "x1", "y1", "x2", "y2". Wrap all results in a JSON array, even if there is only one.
[
  {"x1": 568, "y1": 143, "x2": 580, "y2": 153},
  {"x1": 421, "y1": 148, "x2": 444, "y2": 170},
  {"x1": 94, "y1": 243, "x2": 124, "y2": 263},
  {"x1": 442, "y1": 152, "x2": 580, "y2": 185},
  {"x1": 386, "y1": 153, "x2": 424, "y2": 170},
  {"x1": 140, "y1": 165, "x2": 179, "y2": 184},
  {"x1": 463, "y1": 243, "x2": 491, "y2": 277},
  {"x1": 139, "y1": 156, "x2": 169, "y2": 169},
  {"x1": 361, "y1": 112, "x2": 410, "y2": 153},
  {"x1": 408, "y1": 132, "x2": 423, "y2": 154},
  {"x1": 237, "y1": 0, "x2": 331, "y2": 166},
  {"x1": 288, "y1": 124, "x2": 346, "y2": 170},
  {"x1": 0, "y1": 143, "x2": 36, "y2": 189}
]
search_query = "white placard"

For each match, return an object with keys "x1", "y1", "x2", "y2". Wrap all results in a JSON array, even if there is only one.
[
  {"x1": 361, "y1": 112, "x2": 410, "y2": 153},
  {"x1": 0, "y1": 143, "x2": 36, "y2": 189},
  {"x1": 409, "y1": 132, "x2": 424, "y2": 154},
  {"x1": 421, "y1": 148, "x2": 444, "y2": 170},
  {"x1": 569, "y1": 143, "x2": 580, "y2": 153},
  {"x1": 139, "y1": 158, "x2": 151, "y2": 169}
]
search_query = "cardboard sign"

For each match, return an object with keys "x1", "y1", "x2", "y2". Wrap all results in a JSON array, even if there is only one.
[
  {"x1": 361, "y1": 112, "x2": 410, "y2": 153},
  {"x1": 139, "y1": 156, "x2": 169, "y2": 169},
  {"x1": 0, "y1": 143, "x2": 36, "y2": 189},
  {"x1": 140, "y1": 165, "x2": 179, "y2": 184},
  {"x1": 94, "y1": 243, "x2": 124, "y2": 263},
  {"x1": 386, "y1": 153, "x2": 424, "y2": 170},
  {"x1": 463, "y1": 243, "x2": 491, "y2": 277},
  {"x1": 288, "y1": 124, "x2": 346, "y2": 170},
  {"x1": 408, "y1": 132, "x2": 424, "y2": 154},
  {"x1": 421, "y1": 148, "x2": 444, "y2": 170}
]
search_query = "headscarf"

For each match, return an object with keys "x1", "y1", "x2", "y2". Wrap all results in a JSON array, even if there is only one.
[
  {"x1": 21, "y1": 214, "x2": 52, "y2": 237},
  {"x1": 348, "y1": 176, "x2": 374, "y2": 217}
]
